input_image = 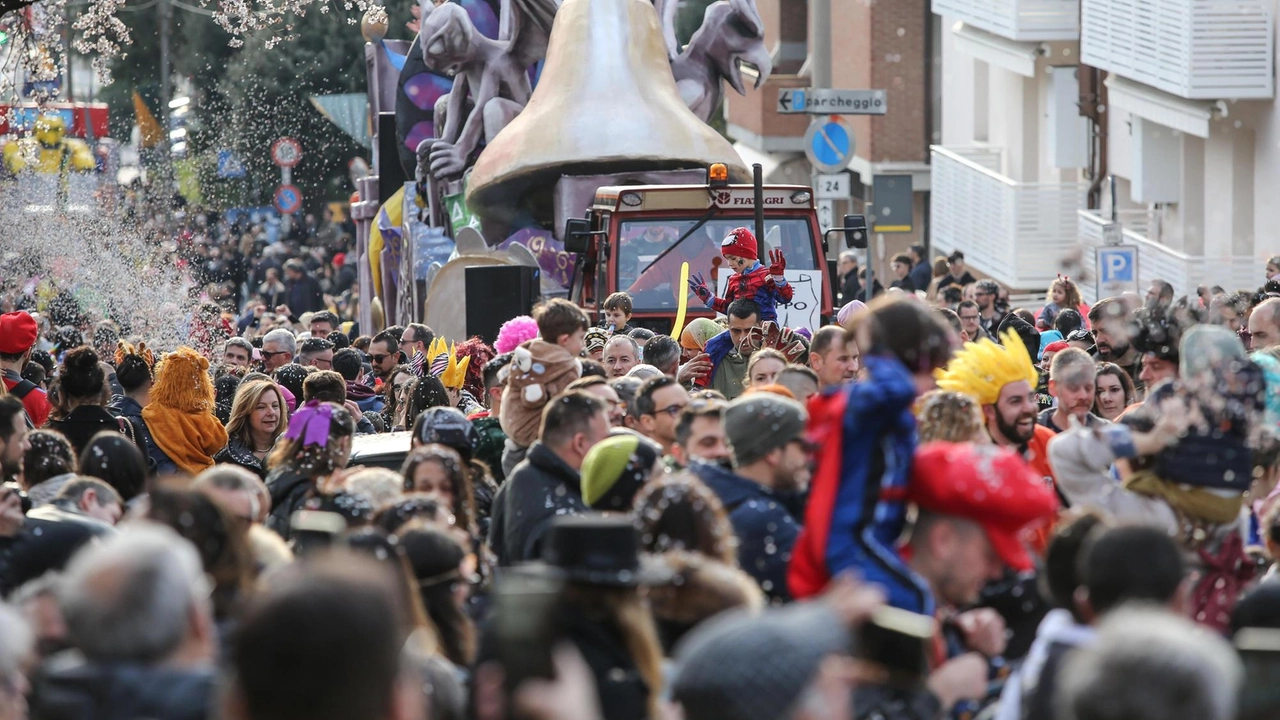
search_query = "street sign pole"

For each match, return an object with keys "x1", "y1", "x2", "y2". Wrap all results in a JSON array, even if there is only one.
[{"x1": 272, "y1": 137, "x2": 302, "y2": 235}]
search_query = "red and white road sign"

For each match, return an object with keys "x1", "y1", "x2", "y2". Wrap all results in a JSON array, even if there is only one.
[{"x1": 271, "y1": 137, "x2": 303, "y2": 168}]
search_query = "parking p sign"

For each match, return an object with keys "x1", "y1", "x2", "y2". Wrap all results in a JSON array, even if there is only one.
[{"x1": 1096, "y1": 245, "x2": 1139, "y2": 299}]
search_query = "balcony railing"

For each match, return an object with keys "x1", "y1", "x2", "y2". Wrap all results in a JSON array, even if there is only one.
[
  {"x1": 930, "y1": 146, "x2": 1088, "y2": 289},
  {"x1": 934, "y1": 0, "x2": 1079, "y2": 41},
  {"x1": 1081, "y1": 0, "x2": 1274, "y2": 99},
  {"x1": 1077, "y1": 209, "x2": 1264, "y2": 303}
]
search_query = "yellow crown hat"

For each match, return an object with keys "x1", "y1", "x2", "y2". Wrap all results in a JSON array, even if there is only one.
[
  {"x1": 427, "y1": 337, "x2": 470, "y2": 390},
  {"x1": 934, "y1": 330, "x2": 1039, "y2": 406}
]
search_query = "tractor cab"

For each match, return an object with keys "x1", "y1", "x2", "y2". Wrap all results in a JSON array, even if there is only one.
[{"x1": 564, "y1": 164, "x2": 833, "y2": 334}]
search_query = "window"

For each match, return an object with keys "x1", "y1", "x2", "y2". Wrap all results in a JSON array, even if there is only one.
[{"x1": 619, "y1": 217, "x2": 817, "y2": 312}]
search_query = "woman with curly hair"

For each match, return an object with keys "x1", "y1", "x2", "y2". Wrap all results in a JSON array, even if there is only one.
[
  {"x1": 452, "y1": 336, "x2": 495, "y2": 405},
  {"x1": 632, "y1": 471, "x2": 738, "y2": 567},
  {"x1": 142, "y1": 347, "x2": 228, "y2": 476},
  {"x1": 916, "y1": 389, "x2": 987, "y2": 444},
  {"x1": 21, "y1": 430, "x2": 77, "y2": 503},
  {"x1": 381, "y1": 363, "x2": 417, "y2": 431},
  {"x1": 264, "y1": 400, "x2": 356, "y2": 539},
  {"x1": 400, "y1": 444, "x2": 475, "y2": 537}
]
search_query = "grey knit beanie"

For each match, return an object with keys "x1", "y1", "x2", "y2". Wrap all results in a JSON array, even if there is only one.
[{"x1": 671, "y1": 602, "x2": 849, "y2": 720}]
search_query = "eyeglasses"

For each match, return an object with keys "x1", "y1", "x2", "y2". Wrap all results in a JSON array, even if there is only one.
[
  {"x1": 260, "y1": 350, "x2": 290, "y2": 359},
  {"x1": 652, "y1": 402, "x2": 688, "y2": 418},
  {"x1": 370, "y1": 354, "x2": 391, "y2": 364}
]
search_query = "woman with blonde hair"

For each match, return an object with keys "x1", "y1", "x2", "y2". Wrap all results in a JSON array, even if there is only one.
[
  {"x1": 744, "y1": 348, "x2": 788, "y2": 389},
  {"x1": 215, "y1": 379, "x2": 289, "y2": 478}
]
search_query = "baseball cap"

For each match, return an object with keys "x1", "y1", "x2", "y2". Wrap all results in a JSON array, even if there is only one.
[{"x1": 908, "y1": 442, "x2": 1059, "y2": 571}]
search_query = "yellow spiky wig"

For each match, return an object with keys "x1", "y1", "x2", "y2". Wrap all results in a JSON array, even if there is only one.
[
  {"x1": 149, "y1": 346, "x2": 215, "y2": 413},
  {"x1": 934, "y1": 330, "x2": 1039, "y2": 406}
]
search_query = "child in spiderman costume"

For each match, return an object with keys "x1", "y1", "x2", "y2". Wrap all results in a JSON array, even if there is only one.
[{"x1": 687, "y1": 227, "x2": 792, "y2": 322}]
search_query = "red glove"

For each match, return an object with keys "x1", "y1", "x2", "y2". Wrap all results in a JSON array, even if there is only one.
[{"x1": 768, "y1": 249, "x2": 787, "y2": 279}]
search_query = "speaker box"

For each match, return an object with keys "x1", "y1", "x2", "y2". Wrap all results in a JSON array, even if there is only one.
[
  {"x1": 378, "y1": 112, "x2": 406, "y2": 207},
  {"x1": 466, "y1": 265, "x2": 541, "y2": 344}
]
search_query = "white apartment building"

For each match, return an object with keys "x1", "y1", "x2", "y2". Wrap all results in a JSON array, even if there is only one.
[{"x1": 930, "y1": 0, "x2": 1272, "y2": 301}]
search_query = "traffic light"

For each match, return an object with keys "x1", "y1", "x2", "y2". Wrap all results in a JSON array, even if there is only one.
[{"x1": 168, "y1": 95, "x2": 189, "y2": 157}]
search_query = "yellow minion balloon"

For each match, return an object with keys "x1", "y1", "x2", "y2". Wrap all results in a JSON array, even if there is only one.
[{"x1": 3, "y1": 114, "x2": 96, "y2": 176}]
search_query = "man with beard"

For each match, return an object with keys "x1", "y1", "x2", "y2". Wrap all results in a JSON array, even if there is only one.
[
  {"x1": 693, "y1": 394, "x2": 808, "y2": 602},
  {"x1": 1088, "y1": 297, "x2": 1144, "y2": 398},
  {"x1": 1037, "y1": 348, "x2": 1107, "y2": 432},
  {"x1": 671, "y1": 401, "x2": 729, "y2": 468},
  {"x1": 0, "y1": 397, "x2": 30, "y2": 484},
  {"x1": 937, "y1": 330, "x2": 1058, "y2": 491},
  {"x1": 974, "y1": 280, "x2": 1007, "y2": 337}
]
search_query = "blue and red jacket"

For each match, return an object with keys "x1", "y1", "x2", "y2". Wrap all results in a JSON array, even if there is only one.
[
  {"x1": 788, "y1": 355, "x2": 934, "y2": 614},
  {"x1": 707, "y1": 263, "x2": 793, "y2": 322}
]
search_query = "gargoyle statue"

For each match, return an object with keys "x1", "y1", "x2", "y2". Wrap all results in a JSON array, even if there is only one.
[
  {"x1": 415, "y1": 0, "x2": 558, "y2": 180},
  {"x1": 657, "y1": 0, "x2": 773, "y2": 123}
]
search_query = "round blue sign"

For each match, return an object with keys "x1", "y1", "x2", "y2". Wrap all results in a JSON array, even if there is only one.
[
  {"x1": 273, "y1": 184, "x2": 302, "y2": 215},
  {"x1": 812, "y1": 122, "x2": 849, "y2": 166},
  {"x1": 803, "y1": 119, "x2": 855, "y2": 173}
]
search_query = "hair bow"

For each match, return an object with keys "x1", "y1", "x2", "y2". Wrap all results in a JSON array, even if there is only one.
[{"x1": 285, "y1": 400, "x2": 333, "y2": 447}]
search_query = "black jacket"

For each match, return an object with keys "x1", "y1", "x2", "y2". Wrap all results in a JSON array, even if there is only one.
[
  {"x1": 286, "y1": 273, "x2": 325, "y2": 315},
  {"x1": 561, "y1": 609, "x2": 650, "y2": 720},
  {"x1": 490, "y1": 442, "x2": 586, "y2": 565},
  {"x1": 690, "y1": 460, "x2": 799, "y2": 603},
  {"x1": 45, "y1": 405, "x2": 142, "y2": 458},
  {"x1": 107, "y1": 395, "x2": 170, "y2": 473},
  {"x1": 0, "y1": 518, "x2": 98, "y2": 596},
  {"x1": 265, "y1": 466, "x2": 316, "y2": 539},
  {"x1": 213, "y1": 437, "x2": 266, "y2": 478},
  {"x1": 31, "y1": 657, "x2": 214, "y2": 720},
  {"x1": 839, "y1": 271, "x2": 862, "y2": 305}
]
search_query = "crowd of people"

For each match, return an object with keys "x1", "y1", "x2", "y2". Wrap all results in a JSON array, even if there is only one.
[{"x1": 2, "y1": 211, "x2": 1280, "y2": 720}]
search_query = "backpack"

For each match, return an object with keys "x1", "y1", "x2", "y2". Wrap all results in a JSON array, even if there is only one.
[{"x1": 7, "y1": 379, "x2": 38, "y2": 429}]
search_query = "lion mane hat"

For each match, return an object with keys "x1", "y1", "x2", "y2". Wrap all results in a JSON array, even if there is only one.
[{"x1": 149, "y1": 346, "x2": 214, "y2": 412}]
